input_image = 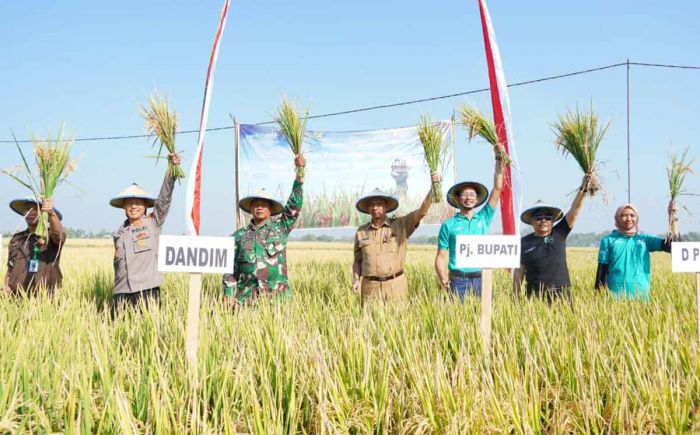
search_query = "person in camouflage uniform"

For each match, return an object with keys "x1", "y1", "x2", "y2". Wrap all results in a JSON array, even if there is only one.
[{"x1": 223, "y1": 155, "x2": 305, "y2": 305}]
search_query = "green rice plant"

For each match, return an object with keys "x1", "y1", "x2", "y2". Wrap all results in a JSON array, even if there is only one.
[
  {"x1": 140, "y1": 90, "x2": 185, "y2": 179},
  {"x1": 276, "y1": 97, "x2": 309, "y2": 179},
  {"x1": 458, "y1": 105, "x2": 511, "y2": 164},
  {"x1": 666, "y1": 146, "x2": 694, "y2": 239},
  {"x1": 2, "y1": 128, "x2": 75, "y2": 243},
  {"x1": 552, "y1": 105, "x2": 609, "y2": 196},
  {"x1": 417, "y1": 114, "x2": 447, "y2": 203}
]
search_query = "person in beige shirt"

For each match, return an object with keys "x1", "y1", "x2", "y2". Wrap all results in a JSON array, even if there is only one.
[{"x1": 352, "y1": 173, "x2": 440, "y2": 305}]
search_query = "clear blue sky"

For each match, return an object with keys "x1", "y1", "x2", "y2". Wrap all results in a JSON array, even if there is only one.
[{"x1": 1, "y1": 0, "x2": 699, "y2": 236}]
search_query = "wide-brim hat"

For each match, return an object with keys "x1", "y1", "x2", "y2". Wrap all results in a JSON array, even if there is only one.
[
  {"x1": 110, "y1": 183, "x2": 156, "y2": 208},
  {"x1": 520, "y1": 201, "x2": 563, "y2": 224},
  {"x1": 10, "y1": 198, "x2": 63, "y2": 221},
  {"x1": 239, "y1": 189, "x2": 284, "y2": 216},
  {"x1": 446, "y1": 181, "x2": 489, "y2": 209},
  {"x1": 356, "y1": 189, "x2": 399, "y2": 214}
]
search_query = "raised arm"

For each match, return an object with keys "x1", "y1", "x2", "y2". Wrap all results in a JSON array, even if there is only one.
[
  {"x1": 487, "y1": 155, "x2": 504, "y2": 209},
  {"x1": 279, "y1": 155, "x2": 306, "y2": 236},
  {"x1": 564, "y1": 175, "x2": 589, "y2": 228},
  {"x1": 152, "y1": 153, "x2": 180, "y2": 228},
  {"x1": 412, "y1": 172, "x2": 442, "y2": 227},
  {"x1": 42, "y1": 198, "x2": 65, "y2": 246}
]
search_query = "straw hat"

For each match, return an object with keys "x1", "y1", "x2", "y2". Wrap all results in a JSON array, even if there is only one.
[
  {"x1": 520, "y1": 200, "x2": 563, "y2": 224},
  {"x1": 239, "y1": 189, "x2": 284, "y2": 216},
  {"x1": 9, "y1": 198, "x2": 63, "y2": 221},
  {"x1": 355, "y1": 189, "x2": 399, "y2": 214},
  {"x1": 109, "y1": 183, "x2": 156, "y2": 208},
  {"x1": 446, "y1": 181, "x2": 489, "y2": 209}
]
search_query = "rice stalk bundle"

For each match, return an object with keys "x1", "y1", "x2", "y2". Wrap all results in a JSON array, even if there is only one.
[
  {"x1": 417, "y1": 114, "x2": 446, "y2": 203},
  {"x1": 140, "y1": 90, "x2": 184, "y2": 179},
  {"x1": 552, "y1": 106, "x2": 609, "y2": 196},
  {"x1": 666, "y1": 147, "x2": 694, "y2": 239},
  {"x1": 275, "y1": 97, "x2": 309, "y2": 178},
  {"x1": 1, "y1": 128, "x2": 75, "y2": 243},
  {"x1": 458, "y1": 105, "x2": 511, "y2": 164}
]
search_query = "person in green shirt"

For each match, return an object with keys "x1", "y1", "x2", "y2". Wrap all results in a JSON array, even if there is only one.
[
  {"x1": 435, "y1": 155, "x2": 504, "y2": 298},
  {"x1": 223, "y1": 155, "x2": 305, "y2": 305},
  {"x1": 595, "y1": 202, "x2": 677, "y2": 299}
]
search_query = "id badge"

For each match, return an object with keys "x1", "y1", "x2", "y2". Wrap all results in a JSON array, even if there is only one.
[{"x1": 28, "y1": 259, "x2": 39, "y2": 273}]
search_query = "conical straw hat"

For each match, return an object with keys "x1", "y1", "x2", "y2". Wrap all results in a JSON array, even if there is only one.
[
  {"x1": 109, "y1": 183, "x2": 156, "y2": 208},
  {"x1": 239, "y1": 189, "x2": 284, "y2": 216},
  {"x1": 520, "y1": 200, "x2": 563, "y2": 224},
  {"x1": 9, "y1": 197, "x2": 63, "y2": 220},
  {"x1": 355, "y1": 189, "x2": 399, "y2": 214}
]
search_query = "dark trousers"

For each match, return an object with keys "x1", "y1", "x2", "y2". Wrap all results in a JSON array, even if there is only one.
[{"x1": 111, "y1": 287, "x2": 161, "y2": 316}]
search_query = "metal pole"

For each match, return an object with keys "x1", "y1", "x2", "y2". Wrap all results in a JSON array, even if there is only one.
[
  {"x1": 451, "y1": 111, "x2": 457, "y2": 184},
  {"x1": 626, "y1": 59, "x2": 631, "y2": 203},
  {"x1": 233, "y1": 118, "x2": 241, "y2": 230}
]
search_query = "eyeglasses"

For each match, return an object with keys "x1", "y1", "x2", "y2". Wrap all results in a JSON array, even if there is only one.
[{"x1": 534, "y1": 215, "x2": 553, "y2": 222}]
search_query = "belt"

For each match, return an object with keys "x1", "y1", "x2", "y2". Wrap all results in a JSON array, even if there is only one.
[
  {"x1": 364, "y1": 270, "x2": 404, "y2": 282},
  {"x1": 449, "y1": 270, "x2": 482, "y2": 279}
]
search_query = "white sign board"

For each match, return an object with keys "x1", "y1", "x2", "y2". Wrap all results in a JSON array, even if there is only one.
[
  {"x1": 672, "y1": 242, "x2": 700, "y2": 273},
  {"x1": 158, "y1": 235, "x2": 234, "y2": 274},
  {"x1": 455, "y1": 235, "x2": 520, "y2": 269}
]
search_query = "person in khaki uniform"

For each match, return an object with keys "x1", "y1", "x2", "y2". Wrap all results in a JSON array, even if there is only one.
[
  {"x1": 352, "y1": 173, "x2": 440, "y2": 305},
  {"x1": 109, "y1": 152, "x2": 181, "y2": 312},
  {"x1": 3, "y1": 198, "x2": 65, "y2": 296}
]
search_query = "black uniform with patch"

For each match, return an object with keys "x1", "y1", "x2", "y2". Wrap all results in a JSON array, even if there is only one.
[{"x1": 520, "y1": 219, "x2": 572, "y2": 296}]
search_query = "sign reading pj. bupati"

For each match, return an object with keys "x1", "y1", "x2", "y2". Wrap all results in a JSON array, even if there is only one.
[
  {"x1": 454, "y1": 235, "x2": 521, "y2": 269},
  {"x1": 672, "y1": 242, "x2": 700, "y2": 273},
  {"x1": 158, "y1": 235, "x2": 234, "y2": 274}
]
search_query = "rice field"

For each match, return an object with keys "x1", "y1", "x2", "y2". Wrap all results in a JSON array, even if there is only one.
[{"x1": 1, "y1": 239, "x2": 699, "y2": 433}]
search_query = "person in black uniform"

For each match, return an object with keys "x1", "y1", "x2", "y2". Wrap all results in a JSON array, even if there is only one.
[{"x1": 513, "y1": 176, "x2": 589, "y2": 303}]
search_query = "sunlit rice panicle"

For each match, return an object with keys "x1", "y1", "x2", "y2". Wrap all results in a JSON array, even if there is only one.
[
  {"x1": 457, "y1": 104, "x2": 511, "y2": 164},
  {"x1": 275, "y1": 97, "x2": 309, "y2": 178},
  {"x1": 552, "y1": 105, "x2": 609, "y2": 196},
  {"x1": 140, "y1": 90, "x2": 184, "y2": 179},
  {"x1": 417, "y1": 114, "x2": 446, "y2": 203},
  {"x1": 666, "y1": 147, "x2": 694, "y2": 238}
]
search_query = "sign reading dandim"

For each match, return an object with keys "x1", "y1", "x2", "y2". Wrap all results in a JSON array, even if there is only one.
[
  {"x1": 158, "y1": 235, "x2": 234, "y2": 274},
  {"x1": 454, "y1": 235, "x2": 521, "y2": 269},
  {"x1": 672, "y1": 242, "x2": 700, "y2": 273}
]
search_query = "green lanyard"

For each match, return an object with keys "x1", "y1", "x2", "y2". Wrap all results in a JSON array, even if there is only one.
[{"x1": 32, "y1": 244, "x2": 39, "y2": 261}]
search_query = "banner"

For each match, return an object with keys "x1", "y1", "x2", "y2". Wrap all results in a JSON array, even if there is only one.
[{"x1": 239, "y1": 123, "x2": 455, "y2": 228}]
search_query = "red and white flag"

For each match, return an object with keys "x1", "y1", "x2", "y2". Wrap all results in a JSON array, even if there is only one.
[
  {"x1": 477, "y1": 0, "x2": 521, "y2": 236},
  {"x1": 186, "y1": 0, "x2": 231, "y2": 235}
]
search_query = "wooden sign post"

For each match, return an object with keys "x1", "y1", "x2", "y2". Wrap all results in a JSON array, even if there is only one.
[
  {"x1": 455, "y1": 235, "x2": 520, "y2": 349},
  {"x1": 186, "y1": 273, "x2": 202, "y2": 371},
  {"x1": 158, "y1": 235, "x2": 235, "y2": 372},
  {"x1": 672, "y1": 242, "x2": 700, "y2": 343}
]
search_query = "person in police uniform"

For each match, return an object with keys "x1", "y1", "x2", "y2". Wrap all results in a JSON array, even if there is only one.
[
  {"x1": 352, "y1": 173, "x2": 440, "y2": 305},
  {"x1": 109, "y1": 153, "x2": 180, "y2": 312}
]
